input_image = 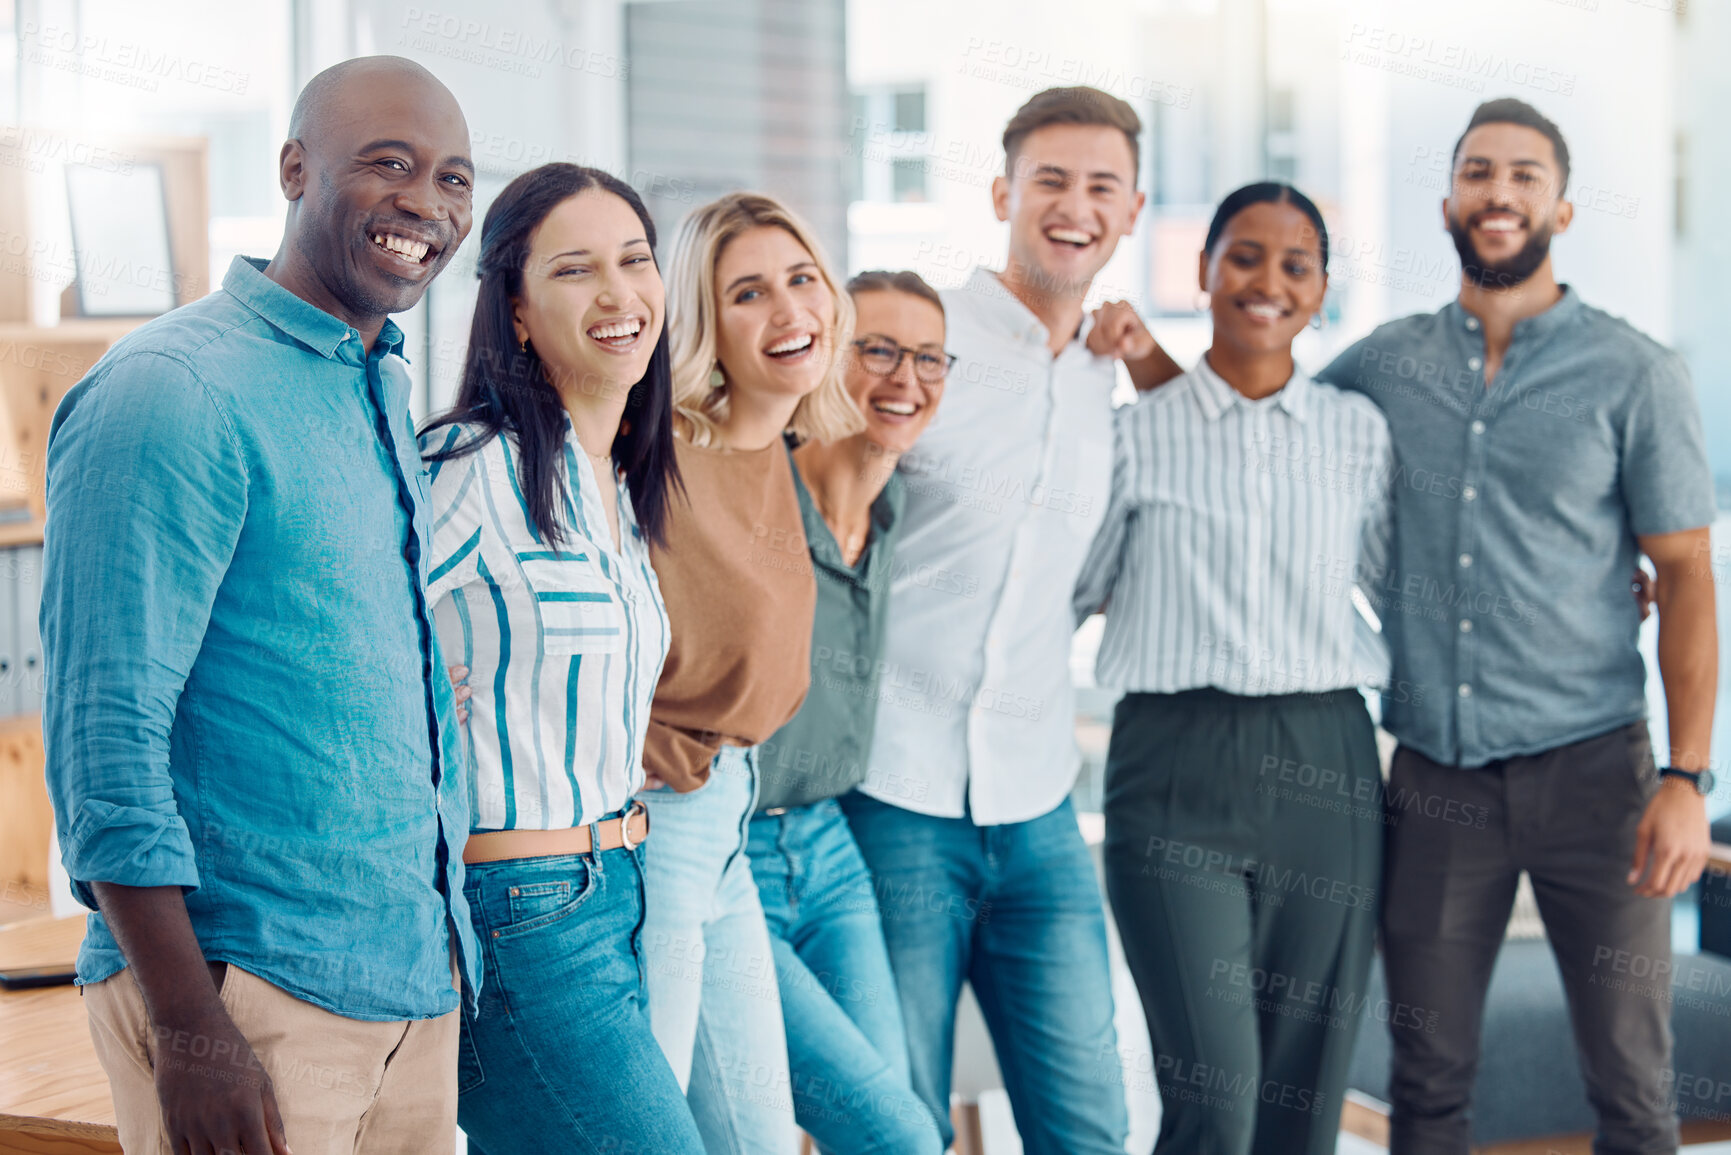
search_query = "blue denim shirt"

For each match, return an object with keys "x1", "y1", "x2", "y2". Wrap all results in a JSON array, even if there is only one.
[
  {"x1": 43, "y1": 256, "x2": 479, "y2": 1021},
  {"x1": 1318, "y1": 288, "x2": 1716, "y2": 768}
]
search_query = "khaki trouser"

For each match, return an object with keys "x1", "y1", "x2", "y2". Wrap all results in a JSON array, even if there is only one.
[{"x1": 84, "y1": 962, "x2": 459, "y2": 1155}]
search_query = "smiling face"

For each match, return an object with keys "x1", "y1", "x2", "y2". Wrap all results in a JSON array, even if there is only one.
[
  {"x1": 1444, "y1": 122, "x2": 1572, "y2": 289},
  {"x1": 712, "y1": 225, "x2": 837, "y2": 404},
  {"x1": 846, "y1": 290, "x2": 947, "y2": 456},
  {"x1": 1201, "y1": 199, "x2": 1328, "y2": 360},
  {"x1": 285, "y1": 67, "x2": 475, "y2": 324},
  {"x1": 992, "y1": 124, "x2": 1144, "y2": 295},
  {"x1": 510, "y1": 187, "x2": 664, "y2": 401}
]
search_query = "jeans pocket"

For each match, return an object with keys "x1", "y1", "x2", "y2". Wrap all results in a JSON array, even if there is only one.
[
  {"x1": 491, "y1": 856, "x2": 601, "y2": 941},
  {"x1": 456, "y1": 1013, "x2": 485, "y2": 1094}
]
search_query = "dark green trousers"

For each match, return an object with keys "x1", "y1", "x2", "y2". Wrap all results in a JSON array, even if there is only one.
[{"x1": 1103, "y1": 688, "x2": 1384, "y2": 1155}]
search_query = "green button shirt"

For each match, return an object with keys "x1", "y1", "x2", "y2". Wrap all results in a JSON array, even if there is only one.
[{"x1": 756, "y1": 455, "x2": 905, "y2": 812}]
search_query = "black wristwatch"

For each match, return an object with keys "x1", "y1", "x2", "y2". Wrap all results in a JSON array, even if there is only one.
[{"x1": 1659, "y1": 766, "x2": 1716, "y2": 795}]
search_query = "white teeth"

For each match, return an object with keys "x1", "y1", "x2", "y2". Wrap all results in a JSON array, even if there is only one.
[
  {"x1": 873, "y1": 400, "x2": 917, "y2": 416},
  {"x1": 1047, "y1": 228, "x2": 1092, "y2": 245},
  {"x1": 373, "y1": 233, "x2": 430, "y2": 262},
  {"x1": 1244, "y1": 303, "x2": 1283, "y2": 320},
  {"x1": 766, "y1": 334, "x2": 813, "y2": 355},
  {"x1": 1478, "y1": 218, "x2": 1520, "y2": 233},
  {"x1": 588, "y1": 318, "x2": 643, "y2": 340}
]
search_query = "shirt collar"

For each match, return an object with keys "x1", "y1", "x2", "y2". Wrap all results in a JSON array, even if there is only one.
[
  {"x1": 788, "y1": 449, "x2": 901, "y2": 582},
  {"x1": 1191, "y1": 353, "x2": 1312, "y2": 423},
  {"x1": 960, "y1": 266, "x2": 1095, "y2": 350},
  {"x1": 222, "y1": 255, "x2": 404, "y2": 362},
  {"x1": 1446, "y1": 283, "x2": 1582, "y2": 343}
]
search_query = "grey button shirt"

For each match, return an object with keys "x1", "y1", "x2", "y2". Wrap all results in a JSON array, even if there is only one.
[{"x1": 1317, "y1": 287, "x2": 1715, "y2": 768}]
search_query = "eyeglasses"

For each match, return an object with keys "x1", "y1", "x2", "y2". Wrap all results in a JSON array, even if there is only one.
[{"x1": 852, "y1": 336, "x2": 956, "y2": 384}]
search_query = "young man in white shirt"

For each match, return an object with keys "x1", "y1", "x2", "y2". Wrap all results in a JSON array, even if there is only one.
[{"x1": 841, "y1": 85, "x2": 1175, "y2": 1154}]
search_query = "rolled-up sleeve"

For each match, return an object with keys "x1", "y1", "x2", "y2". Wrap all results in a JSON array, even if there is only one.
[{"x1": 41, "y1": 351, "x2": 247, "y2": 907}]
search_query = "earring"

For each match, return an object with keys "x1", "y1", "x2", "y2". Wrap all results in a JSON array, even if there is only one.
[
  {"x1": 1309, "y1": 312, "x2": 1326, "y2": 331},
  {"x1": 1194, "y1": 291, "x2": 1210, "y2": 313},
  {"x1": 709, "y1": 364, "x2": 726, "y2": 388},
  {"x1": 519, "y1": 336, "x2": 529, "y2": 353}
]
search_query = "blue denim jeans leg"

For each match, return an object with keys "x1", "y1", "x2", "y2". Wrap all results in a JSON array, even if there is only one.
[
  {"x1": 639, "y1": 746, "x2": 798, "y2": 1155},
  {"x1": 741, "y1": 799, "x2": 943, "y2": 1155},
  {"x1": 455, "y1": 835, "x2": 705, "y2": 1155},
  {"x1": 839, "y1": 792, "x2": 1129, "y2": 1155}
]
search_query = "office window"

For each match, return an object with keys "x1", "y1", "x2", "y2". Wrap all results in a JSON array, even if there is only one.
[
  {"x1": 851, "y1": 85, "x2": 928, "y2": 204},
  {"x1": 1266, "y1": 85, "x2": 1298, "y2": 184},
  {"x1": 893, "y1": 89, "x2": 925, "y2": 134}
]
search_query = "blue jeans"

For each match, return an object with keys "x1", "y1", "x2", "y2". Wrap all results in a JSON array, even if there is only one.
[
  {"x1": 840, "y1": 793, "x2": 1129, "y2": 1155},
  {"x1": 456, "y1": 836, "x2": 705, "y2": 1155},
  {"x1": 745, "y1": 800, "x2": 944, "y2": 1155},
  {"x1": 639, "y1": 746, "x2": 798, "y2": 1155}
]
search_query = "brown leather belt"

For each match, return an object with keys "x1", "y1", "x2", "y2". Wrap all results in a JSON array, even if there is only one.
[{"x1": 462, "y1": 802, "x2": 650, "y2": 864}]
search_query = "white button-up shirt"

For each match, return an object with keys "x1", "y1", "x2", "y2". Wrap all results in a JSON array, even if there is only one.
[
  {"x1": 860, "y1": 267, "x2": 1115, "y2": 825},
  {"x1": 1074, "y1": 358, "x2": 1394, "y2": 696}
]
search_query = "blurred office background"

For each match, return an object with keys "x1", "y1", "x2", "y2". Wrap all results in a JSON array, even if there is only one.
[{"x1": 0, "y1": 0, "x2": 1718, "y2": 458}]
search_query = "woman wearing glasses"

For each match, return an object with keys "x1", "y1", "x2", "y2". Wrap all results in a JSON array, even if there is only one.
[
  {"x1": 742, "y1": 271, "x2": 952, "y2": 1153},
  {"x1": 1075, "y1": 183, "x2": 1393, "y2": 1155}
]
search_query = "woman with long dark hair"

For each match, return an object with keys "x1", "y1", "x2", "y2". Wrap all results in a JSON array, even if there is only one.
[
  {"x1": 1076, "y1": 182, "x2": 1394, "y2": 1155},
  {"x1": 418, "y1": 163, "x2": 702, "y2": 1154}
]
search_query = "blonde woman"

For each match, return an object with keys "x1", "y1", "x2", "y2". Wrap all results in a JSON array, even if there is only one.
[{"x1": 639, "y1": 192, "x2": 862, "y2": 1154}]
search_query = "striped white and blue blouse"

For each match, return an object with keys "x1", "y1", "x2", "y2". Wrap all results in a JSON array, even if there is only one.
[
  {"x1": 1075, "y1": 357, "x2": 1394, "y2": 696},
  {"x1": 421, "y1": 421, "x2": 670, "y2": 831}
]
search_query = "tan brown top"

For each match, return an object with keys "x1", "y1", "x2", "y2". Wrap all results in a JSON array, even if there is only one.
[{"x1": 645, "y1": 438, "x2": 815, "y2": 791}]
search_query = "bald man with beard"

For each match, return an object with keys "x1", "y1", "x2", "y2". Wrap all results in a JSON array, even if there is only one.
[{"x1": 42, "y1": 57, "x2": 479, "y2": 1155}]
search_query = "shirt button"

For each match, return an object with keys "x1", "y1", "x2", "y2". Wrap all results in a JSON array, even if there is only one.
[
  {"x1": 1459, "y1": 553, "x2": 1473, "y2": 568},
  {"x1": 1460, "y1": 619, "x2": 1473, "y2": 633},
  {"x1": 1471, "y1": 420, "x2": 1486, "y2": 435},
  {"x1": 1467, "y1": 356, "x2": 1483, "y2": 372},
  {"x1": 1462, "y1": 485, "x2": 1477, "y2": 501},
  {"x1": 1458, "y1": 683, "x2": 1473, "y2": 698}
]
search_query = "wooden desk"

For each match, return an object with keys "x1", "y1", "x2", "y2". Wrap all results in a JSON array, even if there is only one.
[{"x1": 0, "y1": 916, "x2": 118, "y2": 1154}]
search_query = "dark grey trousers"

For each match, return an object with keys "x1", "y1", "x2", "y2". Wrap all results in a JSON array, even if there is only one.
[
  {"x1": 1382, "y1": 723, "x2": 1678, "y2": 1155},
  {"x1": 1104, "y1": 688, "x2": 1384, "y2": 1155}
]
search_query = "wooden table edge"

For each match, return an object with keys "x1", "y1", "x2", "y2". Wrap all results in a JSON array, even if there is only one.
[{"x1": 0, "y1": 1112, "x2": 117, "y2": 1140}]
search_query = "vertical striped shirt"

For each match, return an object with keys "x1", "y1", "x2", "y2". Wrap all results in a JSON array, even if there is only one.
[
  {"x1": 421, "y1": 421, "x2": 670, "y2": 831},
  {"x1": 1074, "y1": 357, "x2": 1394, "y2": 696}
]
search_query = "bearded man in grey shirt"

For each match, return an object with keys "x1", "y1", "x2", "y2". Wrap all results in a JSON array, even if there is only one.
[{"x1": 1312, "y1": 98, "x2": 1717, "y2": 1155}]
